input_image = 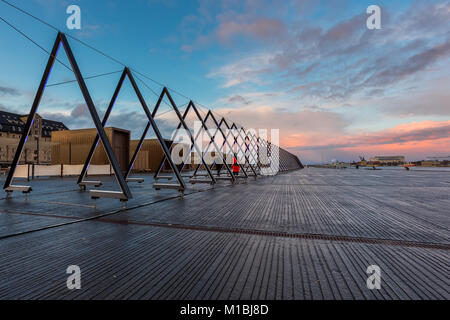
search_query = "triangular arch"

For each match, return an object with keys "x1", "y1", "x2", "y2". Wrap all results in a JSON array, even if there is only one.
[
  {"x1": 155, "y1": 101, "x2": 235, "y2": 184},
  {"x1": 3, "y1": 32, "x2": 132, "y2": 200},
  {"x1": 152, "y1": 89, "x2": 218, "y2": 188},
  {"x1": 230, "y1": 123, "x2": 259, "y2": 177},
  {"x1": 199, "y1": 111, "x2": 248, "y2": 179}
]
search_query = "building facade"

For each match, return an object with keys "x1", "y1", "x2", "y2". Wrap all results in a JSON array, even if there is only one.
[
  {"x1": 0, "y1": 111, "x2": 67, "y2": 166},
  {"x1": 51, "y1": 127, "x2": 131, "y2": 172},
  {"x1": 51, "y1": 128, "x2": 174, "y2": 173},
  {"x1": 369, "y1": 156, "x2": 405, "y2": 165}
]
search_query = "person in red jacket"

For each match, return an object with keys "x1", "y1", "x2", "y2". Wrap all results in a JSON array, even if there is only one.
[{"x1": 232, "y1": 156, "x2": 240, "y2": 176}]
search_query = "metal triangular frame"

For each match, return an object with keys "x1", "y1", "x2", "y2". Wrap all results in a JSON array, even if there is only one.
[
  {"x1": 248, "y1": 132, "x2": 262, "y2": 168},
  {"x1": 269, "y1": 140, "x2": 282, "y2": 173},
  {"x1": 190, "y1": 111, "x2": 236, "y2": 181},
  {"x1": 239, "y1": 127, "x2": 263, "y2": 175},
  {"x1": 150, "y1": 92, "x2": 209, "y2": 185},
  {"x1": 194, "y1": 112, "x2": 248, "y2": 179},
  {"x1": 258, "y1": 138, "x2": 277, "y2": 175},
  {"x1": 153, "y1": 101, "x2": 197, "y2": 180},
  {"x1": 268, "y1": 141, "x2": 280, "y2": 174},
  {"x1": 77, "y1": 67, "x2": 169, "y2": 187},
  {"x1": 151, "y1": 87, "x2": 216, "y2": 190},
  {"x1": 230, "y1": 123, "x2": 260, "y2": 177},
  {"x1": 3, "y1": 32, "x2": 132, "y2": 200},
  {"x1": 244, "y1": 132, "x2": 260, "y2": 170},
  {"x1": 220, "y1": 118, "x2": 250, "y2": 178},
  {"x1": 126, "y1": 85, "x2": 188, "y2": 191},
  {"x1": 253, "y1": 135, "x2": 266, "y2": 173},
  {"x1": 154, "y1": 101, "x2": 235, "y2": 184},
  {"x1": 189, "y1": 103, "x2": 236, "y2": 182},
  {"x1": 78, "y1": 81, "x2": 193, "y2": 193},
  {"x1": 232, "y1": 130, "x2": 258, "y2": 176},
  {"x1": 228, "y1": 124, "x2": 252, "y2": 175},
  {"x1": 279, "y1": 148, "x2": 287, "y2": 172},
  {"x1": 77, "y1": 67, "x2": 126, "y2": 187},
  {"x1": 277, "y1": 144, "x2": 286, "y2": 172}
]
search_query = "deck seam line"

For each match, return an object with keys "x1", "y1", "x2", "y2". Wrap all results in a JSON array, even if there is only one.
[{"x1": 97, "y1": 218, "x2": 450, "y2": 250}]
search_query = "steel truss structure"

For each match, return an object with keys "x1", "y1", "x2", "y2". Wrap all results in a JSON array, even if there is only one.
[
  {"x1": 192, "y1": 111, "x2": 248, "y2": 180},
  {"x1": 4, "y1": 32, "x2": 131, "y2": 200},
  {"x1": 154, "y1": 101, "x2": 236, "y2": 185},
  {"x1": 152, "y1": 97, "x2": 217, "y2": 189},
  {"x1": 3, "y1": 31, "x2": 303, "y2": 201}
]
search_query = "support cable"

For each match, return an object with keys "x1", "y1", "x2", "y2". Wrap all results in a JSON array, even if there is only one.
[
  {"x1": 0, "y1": 15, "x2": 124, "y2": 92},
  {"x1": 0, "y1": 0, "x2": 240, "y2": 129},
  {"x1": 46, "y1": 70, "x2": 123, "y2": 87},
  {"x1": 0, "y1": 15, "x2": 72, "y2": 71}
]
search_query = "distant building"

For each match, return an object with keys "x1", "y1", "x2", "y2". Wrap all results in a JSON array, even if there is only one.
[
  {"x1": 130, "y1": 138, "x2": 176, "y2": 172},
  {"x1": 369, "y1": 156, "x2": 405, "y2": 165},
  {"x1": 51, "y1": 127, "x2": 174, "y2": 172},
  {"x1": 419, "y1": 159, "x2": 450, "y2": 167},
  {"x1": 51, "y1": 127, "x2": 130, "y2": 171},
  {"x1": 0, "y1": 111, "x2": 67, "y2": 165}
]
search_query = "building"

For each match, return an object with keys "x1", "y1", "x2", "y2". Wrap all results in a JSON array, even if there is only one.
[
  {"x1": 419, "y1": 157, "x2": 450, "y2": 167},
  {"x1": 369, "y1": 156, "x2": 405, "y2": 165},
  {"x1": 51, "y1": 127, "x2": 130, "y2": 171},
  {"x1": 51, "y1": 127, "x2": 174, "y2": 173},
  {"x1": 130, "y1": 139, "x2": 176, "y2": 172},
  {"x1": 0, "y1": 111, "x2": 67, "y2": 165}
]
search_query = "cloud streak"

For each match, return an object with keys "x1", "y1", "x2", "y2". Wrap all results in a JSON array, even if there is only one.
[
  {"x1": 287, "y1": 120, "x2": 450, "y2": 162},
  {"x1": 0, "y1": 86, "x2": 20, "y2": 96}
]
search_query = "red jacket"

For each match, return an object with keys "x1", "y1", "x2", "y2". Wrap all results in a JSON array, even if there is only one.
[{"x1": 232, "y1": 157, "x2": 240, "y2": 173}]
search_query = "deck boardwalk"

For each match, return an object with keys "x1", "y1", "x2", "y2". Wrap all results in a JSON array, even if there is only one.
[{"x1": 0, "y1": 168, "x2": 448, "y2": 299}]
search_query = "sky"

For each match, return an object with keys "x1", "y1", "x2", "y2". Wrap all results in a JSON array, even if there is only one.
[{"x1": 0, "y1": 0, "x2": 449, "y2": 163}]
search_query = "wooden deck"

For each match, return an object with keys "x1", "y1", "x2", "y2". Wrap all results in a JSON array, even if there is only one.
[{"x1": 0, "y1": 168, "x2": 448, "y2": 299}]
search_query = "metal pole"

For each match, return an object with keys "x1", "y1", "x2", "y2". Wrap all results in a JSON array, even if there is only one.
[
  {"x1": 77, "y1": 68, "x2": 127, "y2": 184},
  {"x1": 221, "y1": 118, "x2": 249, "y2": 178},
  {"x1": 162, "y1": 91, "x2": 216, "y2": 184},
  {"x1": 126, "y1": 77, "x2": 186, "y2": 190},
  {"x1": 4, "y1": 33, "x2": 61, "y2": 190},
  {"x1": 190, "y1": 102, "x2": 234, "y2": 181},
  {"x1": 60, "y1": 33, "x2": 132, "y2": 199}
]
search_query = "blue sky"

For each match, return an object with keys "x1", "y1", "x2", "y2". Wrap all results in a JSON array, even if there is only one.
[{"x1": 0, "y1": 0, "x2": 449, "y2": 163}]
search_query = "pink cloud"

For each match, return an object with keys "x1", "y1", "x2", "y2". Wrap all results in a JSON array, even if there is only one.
[
  {"x1": 216, "y1": 18, "x2": 285, "y2": 43},
  {"x1": 212, "y1": 104, "x2": 350, "y2": 147},
  {"x1": 212, "y1": 101, "x2": 449, "y2": 162},
  {"x1": 288, "y1": 120, "x2": 450, "y2": 162}
]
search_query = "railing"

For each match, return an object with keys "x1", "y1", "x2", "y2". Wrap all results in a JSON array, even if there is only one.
[{"x1": 11, "y1": 164, "x2": 113, "y2": 180}]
